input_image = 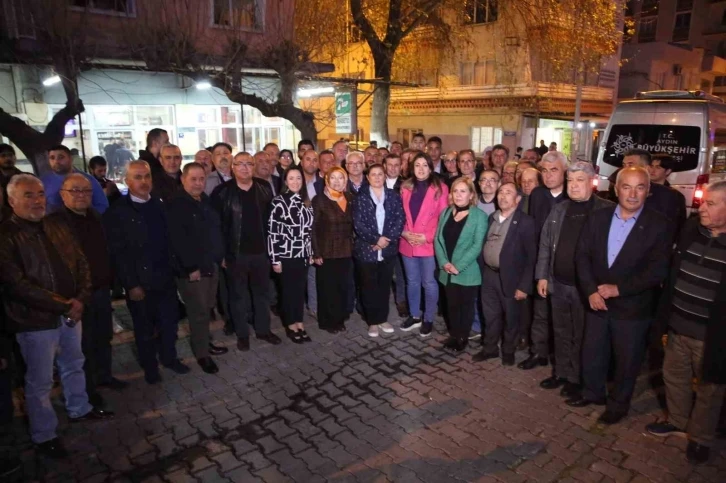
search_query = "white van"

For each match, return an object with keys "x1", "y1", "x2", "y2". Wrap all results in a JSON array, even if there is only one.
[{"x1": 596, "y1": 90, "x2": 726, "y2": 210}]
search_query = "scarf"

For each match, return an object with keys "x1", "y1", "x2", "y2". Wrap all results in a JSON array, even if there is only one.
[{"x1": 325, "y1": 167, "x2": 349, "y2": 211}]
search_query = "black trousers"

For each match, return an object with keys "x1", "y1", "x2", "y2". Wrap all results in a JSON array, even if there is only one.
[
  {"x1": 356, "y1": 257, "x2": 396, "y2": 326},
  {"x1": 126, "y1": 287, "x2": 179, "y2": 374},
  {"x1": 317, "y1": 257, "x2": 352, "y2": 330},
  {"x1": 0, "y1": 332, "x2": 15, "y2": 425},
  {"x1": 227, "y1": 253, "x2": 272, "y2": 338},
  {"x1": 81, "y1": 288, "x2": 114, "y2": 396},
  {"x1": 481, "y1": 267, "x2": 523, "y2": 356},
  {"x1": 530, "y1": 295, "x2": 551, "y2": 358},
  {"x1": 444, "y1": 283, "x2": 478, "y2": 339},
  {"x1": 551, "y1": 281, "x2": 586, "y2": 384},
  {"x1": 581, "y1": 313, "x2": 651, "y2": 413},
  {"x1": 279, "y1": 258, "x2": 307, "y2": 327}
]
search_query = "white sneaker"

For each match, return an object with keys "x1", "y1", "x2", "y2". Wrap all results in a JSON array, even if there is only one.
[
  {"x1": 380, "y1": 322, "x2": 394, "y2": 333},
  {"x1": 368, "y1": 325, "x2": 380, "y2": 337},
  {"x1": 112, "y1": 315, "x2": 125, "y2": 334}
]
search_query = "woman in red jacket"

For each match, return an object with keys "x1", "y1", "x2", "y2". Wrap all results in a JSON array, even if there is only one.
[{"x1": 398, "y1": 153, "x2": 449, "y2": 337}]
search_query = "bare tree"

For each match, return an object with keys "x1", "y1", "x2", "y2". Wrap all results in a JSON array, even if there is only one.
[{"x1": 0, "y1": 0, "x2": 91, "y2": 175}]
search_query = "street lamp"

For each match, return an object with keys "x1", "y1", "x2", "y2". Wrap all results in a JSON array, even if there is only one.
[
  {"x1": 42, "y1": 75, "x2": 61, "y2": 86},
  {"x1": 195, "y1": 81, "x2": 212, "y2": 90}
]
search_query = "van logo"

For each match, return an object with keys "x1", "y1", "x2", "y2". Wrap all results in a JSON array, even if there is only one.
[{"x1": 612, "y1": 134, "x2": 635, "y2": 156}]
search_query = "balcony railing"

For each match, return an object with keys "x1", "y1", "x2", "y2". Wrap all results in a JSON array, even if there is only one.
[{"x1": 390, "y1": 82, "x2": 613, "y2": 102}]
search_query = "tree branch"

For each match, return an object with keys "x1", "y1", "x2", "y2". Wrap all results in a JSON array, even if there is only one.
[{"x1": 350, "y1": 0, "x2": 383, "y2": 51}]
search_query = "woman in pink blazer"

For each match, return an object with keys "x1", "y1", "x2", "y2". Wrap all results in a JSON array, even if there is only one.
[{"x1": 399, "y1": 152, "x2": 449, "y2": 336}]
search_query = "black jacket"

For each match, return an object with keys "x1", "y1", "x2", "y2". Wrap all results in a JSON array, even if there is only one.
[
  {"x1": 576, "y1": 207, "x2": 672, "y2": 320},
  {"x1": 656, "y1": 218, "x2": 726, "y2": 384},
  {"x1": 528, "y1": 185, "x2": 569, "y2": 239},
  {"x1": 138, "y1": 149, "x2": 162, "y2": 173},
  {"x1": 646, "y1": 182, "x2": 687, "y2": 240},
  {"x1": 481, "y1": 210, "x2": 537, "y2": 297},
  {"x1": 210, "y1": 178, "x2": 273, "y2": 260},
  {"x1": 151, "y1": 169, "x2": 183, "y2": 203},
  {"x1": 103, "y1": 195, "x2": 174, "y2": 291},
  {"x1": 0, "y1": 214, "x2": 92, "y2": 332},
  {"x1": 167, "y1": 191, "x2": 225, "y2": 277}
]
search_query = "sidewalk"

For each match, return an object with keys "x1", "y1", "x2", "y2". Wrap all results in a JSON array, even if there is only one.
[{"x1": 2, "y1": 302, "x2": 724, "y2": 482}]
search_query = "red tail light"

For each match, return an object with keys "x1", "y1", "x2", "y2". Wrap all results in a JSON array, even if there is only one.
[{"x1": 692, "y1": 174, "x2": 709, "y2": 209}]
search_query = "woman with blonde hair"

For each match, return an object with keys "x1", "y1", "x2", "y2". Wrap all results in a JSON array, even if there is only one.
[
  {"x1": 311, "y1": 167, "x2": 355, "y2": 333},
  {"x1": 434, "y1": 177, "x2": 488, "y2": 353}
]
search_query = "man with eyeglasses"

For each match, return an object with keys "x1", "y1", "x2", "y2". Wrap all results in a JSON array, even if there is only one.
[
  {"x1": 211, "y1": 152, "x2": 281, "y2": 351},
  {"x1": 477, "y1": 169, "x2": 501, "y2": 216},
  {"x1": 0, "y1": 174, "x2": 113, "y2": 459},
  {"x1": 52, "y1": 174, "x2": 127, "y2": 407},
  {"x1": 41, "y1": 145, "x2": 108, "y2": 214}
]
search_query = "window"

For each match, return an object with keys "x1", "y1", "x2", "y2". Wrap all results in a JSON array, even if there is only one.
[
  {"x1": 471, "y1": 127, "x2": 502, "y2": 153},
  {"x1": 4, "y1": 0, "x2": 36, "y2": 38},
  {"x1": 464, "y1": 0, "x2": 498, "y2": 25},
  {"x1": 715, "y1": 76, "x2": 726, "y2": 87},
  {"x1": 70, "y1": 0, "x2": 135, "y2": 15},
  {"x1": 460, "y1": 61, "x2": 496, "y2": 86},
  {"x1": 212, "y1": 0, "x2": 263, "y2": 31},
  {"x1": 347, "y1": 22, "x2": 363, "y2": 43},
  {"x1": 673, "y1": 12, "x2": 691, "y2": 42},
  {"x1": 638, "y1": 16, "x2": 657, "y2": 43}
]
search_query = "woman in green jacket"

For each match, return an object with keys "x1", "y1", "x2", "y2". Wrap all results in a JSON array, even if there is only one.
[{"x1": 434, "y1": 177, "x2": 488, "y2": 353}]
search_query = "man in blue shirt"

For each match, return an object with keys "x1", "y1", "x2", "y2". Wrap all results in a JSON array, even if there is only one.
[
  {"x1": 41, "y1": 145, "x2": 108, "y2": 214},
  {"x1": 568, "y1": 167, "x2": 672, "y2": 425}
]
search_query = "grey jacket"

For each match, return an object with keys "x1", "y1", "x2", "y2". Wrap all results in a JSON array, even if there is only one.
[{"x1": 535, "y1": 195, "x2": 614, "y2": 294}]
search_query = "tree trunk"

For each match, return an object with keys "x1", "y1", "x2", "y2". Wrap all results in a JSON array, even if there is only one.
[{"x1": 370, "y1": 51, "x2": 393, "y2": 146}]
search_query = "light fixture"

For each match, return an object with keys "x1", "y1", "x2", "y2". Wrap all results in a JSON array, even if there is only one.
[
  {"x1": 576, "y1": 122, "x2": 583, "y2": 129},
  {"x1": 297, "y1": 86, "x2": 334, "y2": 98},
  {"x1": 589, "y1": 122, "x2": 596, "y2": 128},
  {"x1": 196, "y1": 81, "x2": 212, "y2": 90},
  {"x1": 43, "y1": 75, "x2": 61, "y2": 86}
]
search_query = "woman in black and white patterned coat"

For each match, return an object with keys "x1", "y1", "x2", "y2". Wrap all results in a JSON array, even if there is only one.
[{"x1": 268, "y1": 165, "x2": 314, "y2": 343}]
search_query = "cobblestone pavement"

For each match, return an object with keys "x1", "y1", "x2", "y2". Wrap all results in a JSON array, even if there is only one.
[{"x1": 3, "y1": 301, "x2": 726, "y2": 483}]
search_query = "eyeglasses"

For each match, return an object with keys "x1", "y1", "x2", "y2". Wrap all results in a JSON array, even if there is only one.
[{"x1": 61, "y1": 188, "x2": 93, "y2": 196}]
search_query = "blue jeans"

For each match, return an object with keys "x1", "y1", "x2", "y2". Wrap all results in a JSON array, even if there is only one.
[
  {"x1": 402, "y1": 256, "x2": 438, "y2": 322},
  {"x1": 472, "y1": 295, "x2": 481, "y2": 333},
  {"x1": 16, "y1": 320, "x2": 93, "y2": 443},
  {"x1": 307, "y1": 265, "x2": 317, "y2": 313}
]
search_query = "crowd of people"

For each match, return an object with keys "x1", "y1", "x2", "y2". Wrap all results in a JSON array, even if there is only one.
[{"x1": 0, "y1": 128, "x2": 723, "y2": 468}]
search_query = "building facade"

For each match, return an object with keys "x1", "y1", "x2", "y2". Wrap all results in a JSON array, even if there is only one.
[
  {"x1": 0, "y1": 0, "x2": 302, "y2": 176},
  {"x1": 619, "y1": 0, "x2": 726, "y2": 99}
]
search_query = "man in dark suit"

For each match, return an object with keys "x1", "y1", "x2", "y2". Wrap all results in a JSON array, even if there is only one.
[
  {"x1": 473, "y1": 183, "x2": 537, "y2": 366},
  {"x1": 567, "y1": 167, "x2": 672, "y2": 425},
  {"x1": 254, "y1": 151, "x2": 282, "y2": 196},
  {"x1": 608, "y1": 149, "x2": 686, "y2": 239}
]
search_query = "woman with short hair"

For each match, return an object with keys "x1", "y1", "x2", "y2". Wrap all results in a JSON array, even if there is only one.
[
  {"x1": 352, "y1": 164, "x2": 405, "y2": 337},
  {"x1": 434, "y1": 177, "x2": 488, "y2": 353}
]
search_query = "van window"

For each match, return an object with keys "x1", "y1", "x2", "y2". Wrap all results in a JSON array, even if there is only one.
[{"x1": 603, "y1": 124, "x2": 701, "y2": 172}]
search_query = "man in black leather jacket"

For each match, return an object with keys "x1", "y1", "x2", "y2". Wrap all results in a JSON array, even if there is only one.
[
  {"x1": 0, "y1": 174, "x2": 112, "y2": 458},
  {"x1": 211, "y1": 152, "x2": 282, "y2": 351}
]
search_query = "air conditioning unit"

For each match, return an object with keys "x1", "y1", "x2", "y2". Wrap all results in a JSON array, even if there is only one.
[{"x1": 673, "y1": 64, "x2": 683, "y2": 76}]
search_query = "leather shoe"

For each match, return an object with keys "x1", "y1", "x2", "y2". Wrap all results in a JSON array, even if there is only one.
[
  {"x1": 97, "y1": 377, "x2": 129, "y2": 391},
  {"x1": 36, "y1": 438, "x2": 68, "y2": 459},
  {"x1": 71, "y1": 407, "x2": 115, "y2": 422},
  {"x1": 144, "y1": 371, "x2": 162, "y2": 385},
  {"x1": 163, "y1": 359, "x2": 191, "y2": 374},
  {"x1": 539, "y1": 376, "x2": 567, "y2": 390},
  {"x1": 444, "y1": 338, "x2": 468, "y2": 353},
  {"x1": 565, "y1": 396, "x2": 606, "y2": 408},
  {"x1": 208, "y1": 342, "x2": 228, "y2": 356},
  {"x1": 518, "y1": 355, "x2": 548, "y2": 370},
  {"x1": 88, "y1": 392, "x2": 104, "y2": 407},
  {"x1": 257, "y1": 332, "x2": 282, "y2": 345},
  {"x1": 237, "y1": 337, "x2": 250, "y2": 351},
  {"x1": 560, "y1": 382, "x2": 582, "y2": 399},
  {"x1": 472, "y1": 350, "x2": 499, "y2": 362},
  {"x1": 197, "y1": 357, "x2": 219, "y2": 374},
  {"x1": 597, "y1": 410, "x2": 627, "y2": 425},
  {"x1": 502, "y1": 353, "x2": 515, "y2": 366},
  {"x1": 0, "y1": 456, "x2": 21, "y2": 477}
]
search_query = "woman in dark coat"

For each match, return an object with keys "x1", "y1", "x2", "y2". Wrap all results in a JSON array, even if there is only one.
[
  {"x1": 312, "y1": 167, "x2": 354, "y2": 333},
  {"x1": 352, "y1": 164, "x2": 405, "y2": 338}
]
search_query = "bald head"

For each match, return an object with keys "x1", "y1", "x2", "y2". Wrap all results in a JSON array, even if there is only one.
[{"x1": 194, "y1": 150, "x2": 213, "y2": 175}]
